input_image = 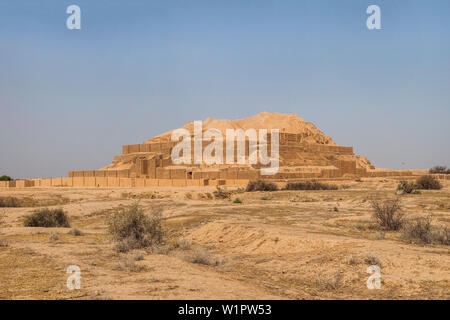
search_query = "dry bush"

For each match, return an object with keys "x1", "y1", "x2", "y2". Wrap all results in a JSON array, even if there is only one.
[
  {"x1": 401, "y1": 216, "x2": 449, "y2": 245},
  {"x1": 213, "y1": 186, "x2": 231, "y2": 199},
  {"x1": 415, "y1": 176, "x2": 442, "y2": 190},
  {"x1": 23, "y1": 208, "x2": 70, "y2": 228},
  {"x1": 396, "y1": 181, "x2": 419, "y2": 194},
  {"x1": 107, "y1": 203, "x2": 164, "y2": 252},
  {"x1": 429, "y1": 165, "x2": 449, "y2": 174},
  {"x1": 68, "y1": 228, "x2": 84, "y2": 236},
  {"x1": 246, "y1": 180, "x2": 278, "y2": 192},
  {"x1": 370, "y1": 198, "x2": 404, "y2": 231},
  {"x1": 284, "y1": 180, "x2": 338, "y2": 191}
]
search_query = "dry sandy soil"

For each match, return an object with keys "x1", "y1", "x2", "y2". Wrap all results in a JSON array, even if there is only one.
[{"x1": 0, "y1": 178, "x2": 448, "y2": 300}]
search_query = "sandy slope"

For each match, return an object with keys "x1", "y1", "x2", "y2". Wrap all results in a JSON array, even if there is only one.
[{"x1": 0, "y1": 178, "x2": 448, "y2": 299}]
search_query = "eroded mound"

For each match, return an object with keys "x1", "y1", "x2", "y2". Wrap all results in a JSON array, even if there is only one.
[{"x1": 147, "y1": 112, "x2": 335, "y2": 145}]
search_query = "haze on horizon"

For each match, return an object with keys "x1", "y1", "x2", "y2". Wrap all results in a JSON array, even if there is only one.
[{"x1": 0, "y1": 0, "x2": 449, "y2": 179}]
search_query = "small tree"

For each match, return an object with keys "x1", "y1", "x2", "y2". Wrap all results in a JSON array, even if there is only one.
[{"x1": 0, "y1": 175, "x2": 12, "y2": 181}]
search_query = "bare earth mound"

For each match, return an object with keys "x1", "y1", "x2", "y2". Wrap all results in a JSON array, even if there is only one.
[{"x1": 148, "y1": 112, "x2": 336, "y2": 145}]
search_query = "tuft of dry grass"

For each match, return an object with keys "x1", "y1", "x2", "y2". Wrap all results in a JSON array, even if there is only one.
[
  {"x1": 315, "y1": 273, "x2": 343, "y2": 291},
  {"x1": 177, "y1": 247, "x2": 220, "y2": 266},
  {"x1": 117, "y1": 256, "x2": 145, "y2": 272},
  {"x1": 176, "y1": 238, "x2": 192, "y2": 250},
  {"x1": 347, "y1": 255, "x2": 360, "y2": 265},
  {"x1": 49, "y1": 231, "x2": 60, "y2": 241},
  {"x1": 364, "y1": 253, "x2": 381, "y2": 266}
]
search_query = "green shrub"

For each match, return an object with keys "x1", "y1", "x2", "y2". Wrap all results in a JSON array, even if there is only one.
[
  {"x1": 23, "y1": 208, "x2": 70, "y2": 228},
  {"x1": 233, "y1": 198, "x2": 242, "y2": 204},
  {"x1": 284, "y1": 180, "x2": 338, "y2": 191},
  {"x1": 429, "y1": 166, "x2": 448, "y2": 174},
  {"x1": 246, "y1": 180, "x2": 278, "y2": 192},
  {"x1": 396, "y1": 181, "x2": 419, "y2": 194},
  {"x1": 416, "y1": 176, "x2": 442, "y2": 190},
  {"x1": 107, "y1": 203, "x2": 164, "y2": 252},
  {"x1": 370, "y1": 198, "x2": 404, "y2": 231},
  {"x1": 0, "y1": 175, "x2": 12, "y2": 181}
]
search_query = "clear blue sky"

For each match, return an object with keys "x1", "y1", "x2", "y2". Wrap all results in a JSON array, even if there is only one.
[{"x1": 0, "y1": 0, "x2": 449, "y2": 178}]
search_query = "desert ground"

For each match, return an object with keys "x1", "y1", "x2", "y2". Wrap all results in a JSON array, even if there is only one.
[{"x1": 0, "y1": 178, "x2": 448, "y2": 300}]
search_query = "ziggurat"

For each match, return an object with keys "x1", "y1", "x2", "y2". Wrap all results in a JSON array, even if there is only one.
[{"x1": 2, "y1": 112, "x2": 424, "y2": 189}]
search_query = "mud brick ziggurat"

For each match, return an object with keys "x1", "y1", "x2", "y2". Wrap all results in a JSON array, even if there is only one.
[{"x1": 4, "y1": 112, "x2": 443, "y2": 189}]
